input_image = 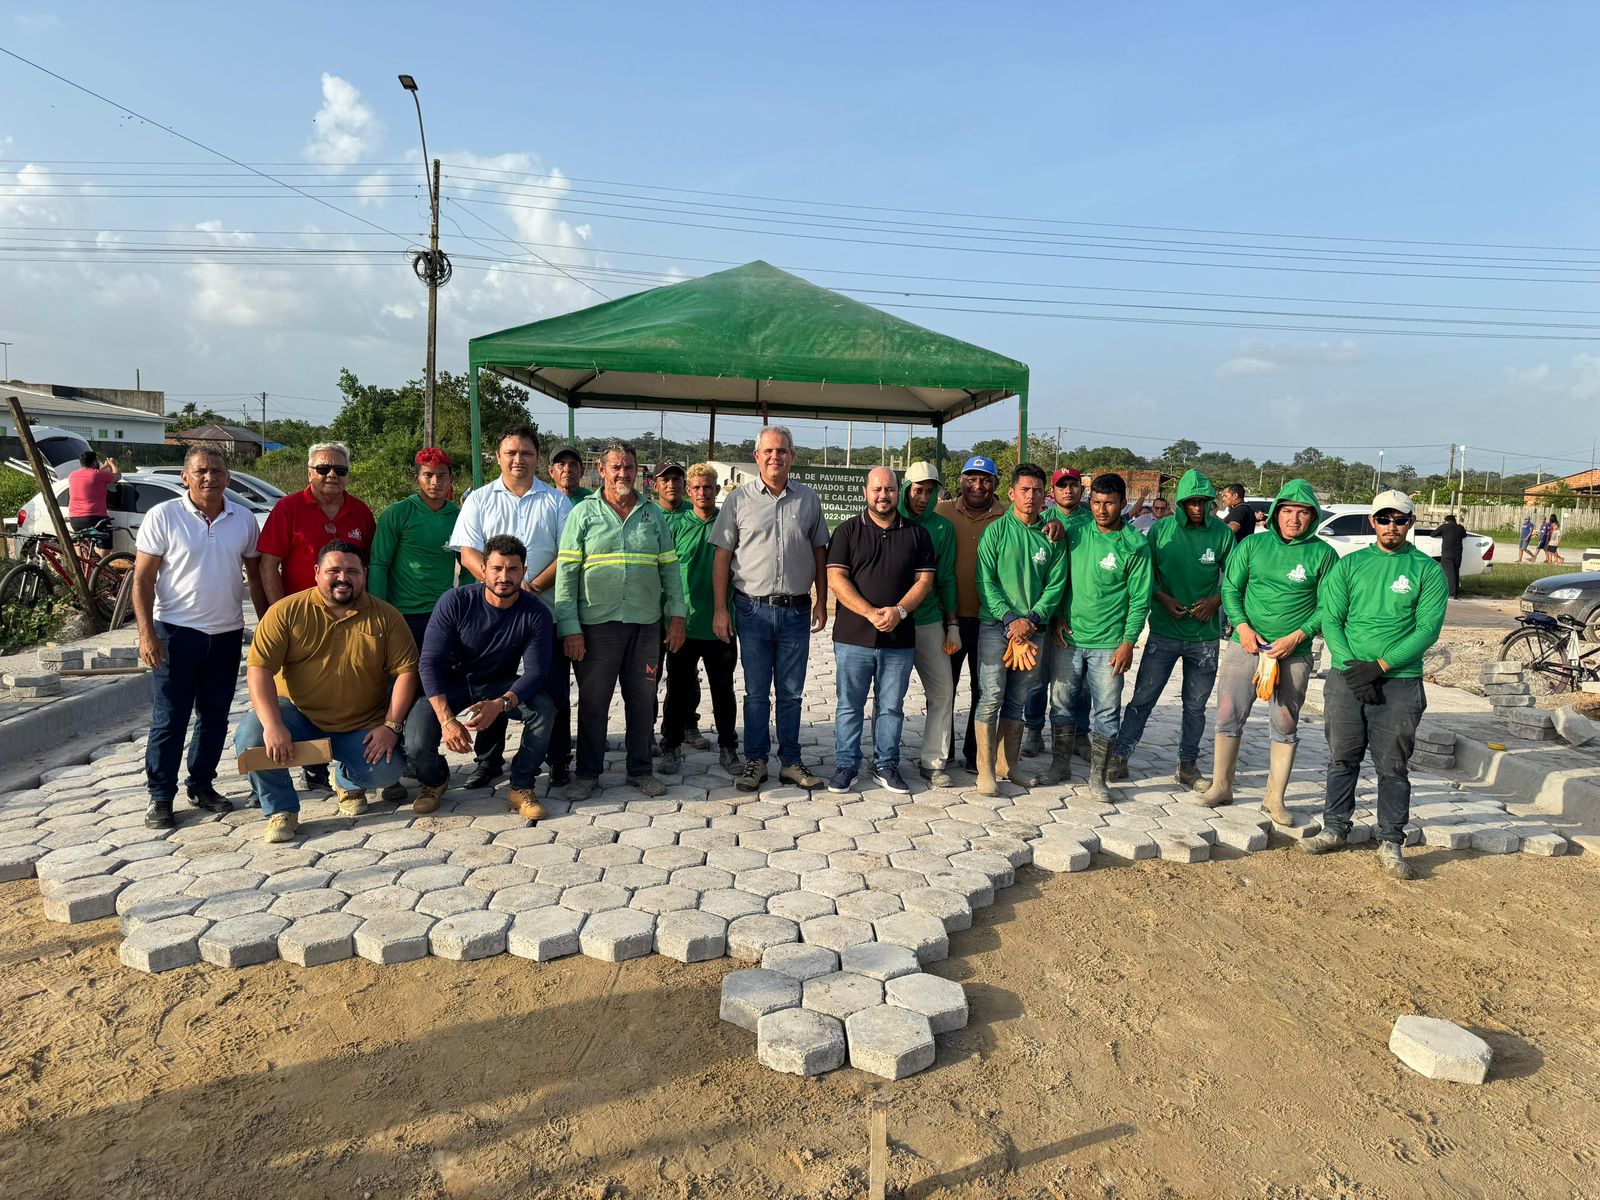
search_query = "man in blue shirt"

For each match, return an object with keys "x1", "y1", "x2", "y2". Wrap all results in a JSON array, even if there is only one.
[{"x1": 408, "y1": 534, "x2": 556, "y2": 821}]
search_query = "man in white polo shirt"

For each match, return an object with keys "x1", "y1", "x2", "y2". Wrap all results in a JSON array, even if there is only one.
[{"x1": 132, "y1": 447, "x2": 268, "y2": 829}]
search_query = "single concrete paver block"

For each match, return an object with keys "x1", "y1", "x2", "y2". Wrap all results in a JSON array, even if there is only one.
[
  {"x1": 898, "y1": 885, "x2": 972, "y2": 931},
  {"x1": 756, "y1": 1008, "x2": 846, "y2": 1076},
  {"x1": 267, "y1": 887, "x2": 347, "y2": 919},
  {"x1": 351, "y1": 911, "x2": 435, "y2": 964},
  {"x1": 886, "y1": 972, "x2": 969, "y2": 1033},
  {"x1": 416, "y1": 885, "x2": 491, "y2": 919},
  {"x1": 395, "y1": 863, "x2": 470, "y2": 893},
  {"x1": 720, "y1": 967, "x2": 804, "y2": 1031},
  {"x1": 487, "y1": 882, "x2": 563, "y2": 913},
  {"x1": 1152, "y1": 831, "x2": 1211, "y2": 864},
  {"x1": 120, "y1": 914, "x2": 210, "y2": 973},
  {"x1": 579, "y1": 907, "x2": 656, "y2": 962},
  {"x1": 839, "y1": 942, "x2": 921, "y2": 981},
  {"x1": 1470, "y1": 828, "x2": 1521, "y2": 854},
  {"x1": 760, "y1": 942, "x2": 840, "y2": 981},
  {"x1": 802, "y1": 971, "x2": 884, "y2": 1019},
  {"x1": 200, "y1": 913, "x2": 289, "y2": 967},
  {"x1": 279, "y1": 911, "x2": 362, "y2": 966},
  {"x1": 1096, "y1": 827, "x2": 1160, "y2": 862},
  {"x1": 1210, "y1": 821, "x2": 1269, "y2": 852},
  {"x1": 873, "y1": 911, "x2": 950, "y2": 963},
  {"x1": 429, "y1": 910, "x2": 512, "y2": 961},
  {"x1": 1030, "y1": 838, "x2": 1092, "y2": 873},
  {"x1": 654, "y1": 909, "x2": 727, "y2": 962},
  {"x1": 559, "y1": 880, "x2": 632, "y2": 915},
  {"x1": 726, "y1": 913, "x2": 801, "y2": 960},
  {"x1": 342, "y1": 884, "x2": 422, "y2": 919},
  {"x1": 1389, "y1": 1015, "x2": 1492, "y2": 1084},
  {"x1": 947, "y1": 849, "x2": 1015, "y2": 887},
  {"x1": 507, "y1": 906, "x2": 585, "y2": 961},
  {"x1": 799, "y1": 914, "x2": 876, "y2": 953},
  {"x1": 42, "y1": 874, "x2": 125, "y2": 923},
  {"x1": 845, "y1": 1004, "x2": 936, "y2": 1079},
  {"x1": 767, "y1": 890, "x2": 835, "y2": 922},
  {"x1": 1520, "y1": 833, "x2": 1567, "y2": 857},
  {"x1": 700, "y1": 888, "x2": 769, "y2": 921},
  {"x1": 193, "y1": 889, "x2": 275, "y2": 922},
  {"x1": 630, "y1": 883, "x2": 700, "y2": 914}
]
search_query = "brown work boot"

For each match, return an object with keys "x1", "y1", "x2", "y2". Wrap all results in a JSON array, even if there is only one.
[
  {"x1": 973, "y1": 723, "x2": 999, "y2": 796},
  {"x1": 413, "y1": 783, "x2": 447, "y2": 815},
  {"x1": 263, "y1": 812, "x2": 299, "y2": 843},
  {"x1": 509, "y1": 786, "x2": 545, "y2": 822},
  {"x1": 334, "y1": 786, "x2": 368, "y2": 817}
]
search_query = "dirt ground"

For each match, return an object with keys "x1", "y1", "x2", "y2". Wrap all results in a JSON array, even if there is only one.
[{"x1": 3, "y1": 840, "x2": 1598, "y2": 1199}]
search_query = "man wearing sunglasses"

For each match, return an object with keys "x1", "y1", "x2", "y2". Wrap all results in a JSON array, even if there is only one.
[
  {"x1": 1303, "y1": 489, "x2": 1447, "y2": 880},
  {"x1": 258, "y1": 442, "x2": 376, "y2": 606}
]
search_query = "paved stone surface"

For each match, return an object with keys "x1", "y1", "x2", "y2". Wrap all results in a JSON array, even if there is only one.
[
  {"x1": 720, "y1": 967, "x2": 803, "y2": 1031},
  {"x1": 429, "y1": 910, "x2": 512, "y2": 961},
  {"x1": 120, "y1": 914, "x2": 209, "y2": 973},
  {"x1": 757, "y1": 1008, "x2": 847, "y2": 1076},
  {"x1": 886, "y1": 971, "x2": 969, "y2": 1033},
  {"x1": 1389, "y1": 1015, "x2": 1493, "y2": 1084},
  {"x1": 845, "y1": 1004, "x2": 937, "y2": 1079},
  {"x1": 1, "y1": 633, "x2": 1574, "y2": 1081}
]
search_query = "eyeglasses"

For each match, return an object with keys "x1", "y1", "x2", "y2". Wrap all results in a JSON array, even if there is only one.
[
  {"x1": 1373, "y1": 513, "x2": 1412, "y2": 527},
  {"x1": 311, "y1": 464, "x2": 349, "y2": 477}
]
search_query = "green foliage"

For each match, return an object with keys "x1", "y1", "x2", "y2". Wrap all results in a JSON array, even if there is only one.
[
  {"x1": 1458, "y1": 562, "x2": 1576, "y2": 598},
  {"x1": 0, "y1": 470, "x2": 36, "y2": 518},
  {"x1": 0, "y1": 593, "x2": 74, "y2": 654}
]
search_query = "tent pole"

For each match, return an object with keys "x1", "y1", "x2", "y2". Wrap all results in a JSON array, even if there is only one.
[
  {"x1": 708, "y1": 402, "x2": 717, "y2": 462},
  {"x1": 846, "y1": 423, "x2": 852, "y2": 467},
  {"x1": 567, "y1": 404, "x2": 575, "y2": 448},
  {"x1": 469, "y1": 366, "x2": 483, "y2": 488},
  {"x1": 935, "y1": 419, "x2": 945, "y2": 477},
  {"x1": 1017, "y1": 387, "x2": 1029, "y2": 465}
]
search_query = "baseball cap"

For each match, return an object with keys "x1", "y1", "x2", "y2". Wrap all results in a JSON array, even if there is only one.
[
  {"x1": 961, "y1": 455, "x2": 999, "y2": 477},
  {"x1": 654, "y1": 460, "x2": 686, "y2": 478},
  {"x1": 904, "y1": 461, "x2": 939, "y2": 485},
  {"x1": 1052, "y1": 467, "x2": 1081, "y2": 486},
  {"x1": 1370, "y1": 488, "x2": 1415, "y2": 516},
  {"x1": 550, "y1": 447, "x2": 582, "y2": 465}
]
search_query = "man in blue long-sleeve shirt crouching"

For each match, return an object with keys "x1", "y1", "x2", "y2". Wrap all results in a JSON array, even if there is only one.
[{"x1": 407, "y1": 534, "x2": 556, "y2": 821}]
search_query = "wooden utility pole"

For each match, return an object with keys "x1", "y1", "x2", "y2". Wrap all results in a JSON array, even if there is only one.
[
  {"x1": 260, "y1": 392, "x2": 268, "y2": 454},
  {"x1": 423, "y1": 157, "x2": 441, "y2": 449},
  {"x1": 6, "y1": 395, "x2": 102, "y2": 630}
]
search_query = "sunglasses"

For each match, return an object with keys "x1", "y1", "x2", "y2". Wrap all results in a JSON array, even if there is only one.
[
  {"x1": 312, "y1": 464, "x2": 349, "y2": 477},
  {"x1": 1373, "y1": 513, "x2": 1412, "y2": 527}
]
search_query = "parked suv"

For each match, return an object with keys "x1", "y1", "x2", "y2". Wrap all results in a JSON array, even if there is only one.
[{"x1": 1314, "y1": 505, "x2": 1493, "y2": 576}]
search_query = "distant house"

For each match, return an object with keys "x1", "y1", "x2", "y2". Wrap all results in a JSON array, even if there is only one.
[
  {"x1": 1524, "y1": 468, "x2": 1600, "y2": 506},
  {"x1": 0, "y1": 383, "x2": 171, "y2": 446},
  {"x1": 170, "y1": 423, "x2": 273, "y2": 461}
]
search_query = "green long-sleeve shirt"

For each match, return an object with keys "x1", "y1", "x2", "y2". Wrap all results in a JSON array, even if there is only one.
[
  {"x1": 897, "y1": 480, "x2": 957, "y2": 626},
  {"x1": 1061, "y1": 522, "x2": 1153, "y2": 649},
  {"x1": 555, "y1": 493, "x2": 687, "y2": 637},
  {"x1": 1221, "y1": 528, "x2": 1337, "y2": 658},
  {"x1": 368, "y1": 493, "x2": 461, "y2": 615},
  {"x1": 1145, "y1": 515, "x2": 1235, "y2": 642},
  {"x1": 661, "y1": 503, "x2": 723, "y2": 640},
  {"x1": 976, "y1": 509, "x2": 1068, "y2": 626},
  {"x1": 1318, "y1": 542, "x2": 1447, "y2": 677}
]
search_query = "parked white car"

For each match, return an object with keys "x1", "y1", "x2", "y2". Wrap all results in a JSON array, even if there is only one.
[
  {"x1": 142, "y1": 465, "x2": 286, "y2": 508},
  {"x1": 1314, "y1": 504, "x2": 1494, "y2": 576},
  {"x1": 15, "y1": 472, "x2": 271, "y2": 554}
]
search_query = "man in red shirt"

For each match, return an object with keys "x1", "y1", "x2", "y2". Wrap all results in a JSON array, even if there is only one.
[
  {"x1": 66, "y1": 451, "x2": 121, "y2": 536},
  {"x1": 258, "y1": 442, "x2": 376, "y2": 604}
]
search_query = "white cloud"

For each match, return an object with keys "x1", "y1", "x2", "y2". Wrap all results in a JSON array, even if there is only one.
[
  {"x1": 303, "y1": 74, "x2": 382, "y2": 166},
  {"x1": 1571, "y1": 354, "x2": 1600, "y2": 403},
  {"x1": 1504, "y1": 362, "x2": 1552, "y2": 389},
  {"x1": 0, "y1": 162, "x2": 64, "y2": 225},
  {"x1": 14, "y1": 13, "x2": 61, "y2": 30},
  {"x1": 1216, "y1": 339, "x2": 1365, "y2": 378},
  {"x1": 185, "y1": 221, "x2": 304, "y2": 327}
]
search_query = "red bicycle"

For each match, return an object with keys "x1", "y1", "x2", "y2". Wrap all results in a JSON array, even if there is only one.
[{"x1": 0, "y1": 529, "x2": 134, "y2": 622}]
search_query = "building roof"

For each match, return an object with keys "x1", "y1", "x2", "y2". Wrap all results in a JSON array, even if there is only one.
[
  {"x1": 174, "y1": 423, "x2": 266, "y2": 446},
  {"x1": 3, "y1": 383, "x2": 171, "y2": 424}
]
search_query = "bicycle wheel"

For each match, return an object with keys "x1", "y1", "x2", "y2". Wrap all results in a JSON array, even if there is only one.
[
  {"x1": 0, "y1": 562, "x2": 57, "y2": 607},
  {"x1": 88, "y1": 551, "x2": 135, "y2": 622},
  {"x1": 1498, "y1": 627, "x2": 1575, "y2": 695},
  {"x1": 108, "y1": 567, "x2": 137, "y2": 631}
]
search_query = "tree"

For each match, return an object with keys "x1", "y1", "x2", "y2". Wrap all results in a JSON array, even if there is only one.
[
  {"x1": 1162, "y1": 439, "x2": 1201, "y2": 465},
  {"x1": 1292, "y1": 446, "x2": 1324, "y2": 469},
  {"x1": 1393, "y1": 463, "x2": 1418, "y2": 486}
]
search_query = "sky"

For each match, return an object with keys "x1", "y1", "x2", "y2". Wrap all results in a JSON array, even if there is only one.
[{"x1": 4, "y1": 0, "x2": 1600, "y2": 479}]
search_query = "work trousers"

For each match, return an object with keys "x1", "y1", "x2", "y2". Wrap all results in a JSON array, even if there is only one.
[
  {"x1": 1213, "y1": 640, "x2": 1312, "y2": 745},
  {"x1": 404, "y1": 682, "x2": 555, "y2": 791},
  {"x1": 662, "y1": 636, "x2": 738, "y2": 750},
  {"x1": 1322, "y1": 671, "x2": 1426, "y2": 846},
  {"x1": 1113, "y1": 634, "x2": 1219, "y2": 763},
  {"x1": 912, "y1": 622, "x2": 955, "y2": 770},
  {"x1": 574, "y1": 620, "x2": 661, "y2": 779},
  {"x1": 234, "y1": 700, "x2": 406, "y2": 815}
]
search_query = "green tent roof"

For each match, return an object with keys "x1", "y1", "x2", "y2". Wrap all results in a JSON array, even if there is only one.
[{"x1": 468, "y1": 260, "x2": 1028, "y2": 425}]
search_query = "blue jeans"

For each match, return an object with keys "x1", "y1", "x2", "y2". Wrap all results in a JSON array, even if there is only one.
[
  {"x1": 833, "y1": 643, "x2": 915, "y2": 771},
  {"x1": 735, "y1": 593, "x2": 811, "y2": 766},
  {"x1": 144, "y1": 622, "x2": 243, "y2": 800},
  {"x1": 234, "y1": 699, "x2": 407, "y2": 815},
  {"x1": 405, "y1": 681, "x2": 556, "y2": 790},
  {"x1": 1113, "y1": 634, "x2": 1219, "y2": 762},
  {"x1": 1026, "y1": 655, "x2": 1088, "y2": 734},
  {"x1": 1049, "y1": 643, "x2": 1124, "y2": 742},
  {"x1": 1322, "y1": 671, "x2": 1427, "y2": 846},
  {"x1": 973, "y1": 621, "x2": 1046, "y2": 724}
]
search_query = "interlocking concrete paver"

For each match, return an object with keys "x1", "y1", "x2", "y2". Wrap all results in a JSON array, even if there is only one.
[
  {"x1": 488, "y1": 882, "x2": 562, "y2": 912},
  {"x1": 41, "y1": 874, "x2": 126, "y2": 923},
  {"x1": 507, "y1": 906, "x2": 585, "y2": 960},
  {"x1": 1389, "y1": 1015, "x2": 1492, "y2": 1084},
  {"x1": 839, "y1": 942, "x2": 920, "y2": 981},
  {"x1": 559, "y1": 881, "x2": 631, "y2": 914},
  {"x1": 579, "y1": 907, "x2": 656, "y2": 961},
  {"x1": 799, "y1": 914, "x2": 875, "y2": 952},
  {"x1": 833, "y1": 889, "x2": 903, "y2": 923},
  {"x1": 199, "y1": 912, "x2": 288, "y2": 967},
  {"x1": 756, "y1": 1008, "x2": 846, "y2": 1076},
  {"x1": 886, "y1": 972, "x2": 969, "y2": 1033},
  {"x1": 802, "y1": 970, "x2": 884, "y2": 1019},
  {"x1": 120, "y1": 895, "x2": 203, "y2": 931},
  {"x1": 845, "y1": 1004, "x2": 936, "y2": 1079},
  {"x1": 353, "y1": 912, "x2": 435, "y2": 964},
  {"x1": 416, "y1": 885, "x2": 491, "y2": 918},
  {"x1": 654, "y1": 909, "x2": 727, "y2": 962},
  {"x1": 898, "y1": 886, "x2": 971, "y2": 931},
  {"x1": 720, "y1": 968, "x2": 803, "y2": 1031},
  {"x1": 193, "y1": 889, "x2": 275, "y2": 921},
  {"x1": 726, "y1": 913, "x2": 801, "y2": 960},
  {"x1": 601, "y1": 863, "x2": 669, "y2": 890},
  {"x1": 119, "y1": 914, "x2": 210, "y2": 973},
  {"x1": 873, "y1": 912, "x2": 949, "y2": 963},
  {"x1": 341, "y1": 884, "x2": 421, "y2": 919},
  {"x1": 761, "y1": 943, "x2": 840, "y2": 980},
  {"x1": 267, "y1": 887, "x2": 347, "y2": 918},
  {"x1": 536, "y1": 861, "x2": 604, "y2": 888},
  {"x1": 429, "y1": 910, "x2": 512, "y2": 960},
  {"x1": 278, "y1": 911, "x2": 362, "y2": 966}
]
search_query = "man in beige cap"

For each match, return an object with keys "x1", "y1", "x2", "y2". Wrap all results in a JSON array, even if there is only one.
[{"x1": 897, "y1": 463, "x2": 959, "y2": 787}]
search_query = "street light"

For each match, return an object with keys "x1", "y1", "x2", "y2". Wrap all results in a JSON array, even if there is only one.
[
  {"x1": 1377, "y1": 449, "x2": 1385, "y2": 490},
  {"x1": 398, "y1": 73, "x2": 448, "y2": 449},
  {"x1": 0, "y1": 341, "x2": 12, "y2": 379}
]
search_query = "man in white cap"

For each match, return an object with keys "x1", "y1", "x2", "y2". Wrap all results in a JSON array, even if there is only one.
[
  {"x1": 897, "y1": 462, "x2": 959, "y2": 786},
  {"x1": 1302, "y1": 489, "x2": 1447, "y2": 880}
]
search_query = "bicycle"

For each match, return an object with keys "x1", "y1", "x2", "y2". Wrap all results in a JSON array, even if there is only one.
[
  {"x1": 0, "y1": 529, "x2": 135, "y2": 622},
  {"x1": 1497, "y1": 612, "x2": 1600, "y2": 695}
]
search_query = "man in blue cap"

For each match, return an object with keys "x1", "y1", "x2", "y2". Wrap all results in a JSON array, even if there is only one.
[{"x1": 936, "y1": 455, "x2": 1006, "y2": 775}]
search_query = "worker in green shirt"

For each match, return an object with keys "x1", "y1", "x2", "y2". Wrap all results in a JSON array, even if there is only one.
[
  {"x1": 898, "y1": 462, "x2": 960, "y2": 788},
  {"x1": 555, "y1": 440, "x2": 687, "y2": 800},
  {"x1": 548, "y1": 446, "x2": 593, "y2": 504},
  {"x1": 1049, "y1": 472, "x2": 1153, "y2": 801},
  {"x1": 658, "y1": 463, "x2": 739, "y2": 776},
  {"x1": 1109, "y1": 469, "x2": 1234, "y2": 790},
  {"x1": 1025, "y1": 467, "x2": 1092, "y2": 757},
  {"x1": 368, "y1": 448, "x2": 461, "y2": 803},
  {"x1": 1302, "y1": 489, "x2": 1446, "y2": 880},
  {"x1": 972, "y1": 463, "x2": 1068, "y2": 795},
  {"x1": 648, "y1": 462, "x2": 706, "y2": 756}
]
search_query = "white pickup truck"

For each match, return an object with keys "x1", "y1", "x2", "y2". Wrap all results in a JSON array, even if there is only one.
[{"x1": 1313, "y1": 505, "x2": 1494, "y2": 576}]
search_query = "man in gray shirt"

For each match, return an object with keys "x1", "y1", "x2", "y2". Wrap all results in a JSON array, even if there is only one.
[{"x1": 712, "y1": 425, "x2": 830, "y2": 792}]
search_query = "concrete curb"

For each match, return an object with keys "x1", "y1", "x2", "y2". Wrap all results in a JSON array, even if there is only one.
[
  {"x1": 0, "y1": 671, "x2": 151, "y2": 777},
  {"x1": 1449, "y1": 733, "x2": 1600, "y2": 822}
]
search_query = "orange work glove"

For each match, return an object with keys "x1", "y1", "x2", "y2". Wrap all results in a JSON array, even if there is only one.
[{"x1": 1253, "y1": 654, "x2": 1279, "y2": 702}]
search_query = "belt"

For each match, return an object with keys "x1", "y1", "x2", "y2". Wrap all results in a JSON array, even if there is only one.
[{"x1": 737, "y1": 590, "x2": 812, "y2": 608}]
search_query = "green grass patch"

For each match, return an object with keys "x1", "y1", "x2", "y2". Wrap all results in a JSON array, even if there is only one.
[
  {"x1": 1460, "y1": 562, "x2": 1583, "y2": 598},
  {"x1": 1475, "y1": 524, "x2": 1600, "y2": 550}
]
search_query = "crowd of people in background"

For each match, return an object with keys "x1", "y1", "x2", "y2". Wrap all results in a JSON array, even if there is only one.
[{"x1": 129, "y1": 426, "x2": 1450, "y2": 881}]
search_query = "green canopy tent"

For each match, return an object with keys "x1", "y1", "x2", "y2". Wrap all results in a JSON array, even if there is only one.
[{"x1": 464, "y1": 260, "x2": 1029, "y2": 484}]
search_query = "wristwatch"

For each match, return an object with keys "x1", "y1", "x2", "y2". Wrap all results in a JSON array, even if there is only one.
[
  {"x1": 896, "y1": 605, "x2": 908, "y2": 620},
  {"x1": 383, "y1": 720, "x2": 403, "y2": 735}
]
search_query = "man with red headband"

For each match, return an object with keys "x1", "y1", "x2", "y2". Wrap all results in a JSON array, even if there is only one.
[{"x1": 370, "y1": 448, "x2": 461, "y2": 804}]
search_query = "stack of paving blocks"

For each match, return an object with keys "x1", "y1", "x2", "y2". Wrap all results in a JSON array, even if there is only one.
[
  {"x1": 38, "y1": 645, "x2": 87, "y2": 672},
  {"x1": 1480, "y1": 663, "x2": 1556, "y2": 741},
  {"x1": 1411, "y1": 725, "x2": 1457, "y2": 772},
  {"x1": 1, "y1": 671, "x2": 62, "y2": 701},
  {"x1": 88, "y1": 646, "x2": 140, "y2": 670}
]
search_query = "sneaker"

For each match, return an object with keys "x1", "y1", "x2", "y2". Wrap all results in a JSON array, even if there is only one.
[
  {"x1": 508, "y1": 786, "x2": 546, "y2": 821},
  {"x1": 827, "y1": 766, "x2": 859, "y2": 794},
  {"x1": 185, "y1": 784, "x2": 233, "y2": 813},
  {"x1": 1300, "y1": 829, "x2": 1349, "y2": 855},
  {"x1": 1377, "y1": 841, "x2": 1415, "y2": 880},
  {"x1": 779, "y1": 762, "x2": 823, "y2": 790},
  {"x1": 549, "y1": 764, "x2": 571, "y2": 788},
  {"x1": 919, "y1": 765, "x2": 954, "y2": 788},
  {"x1": 464, "y1": 763, "x2": 504, "y2": 790},
  {"x1": 413, "y1": 783, "x2": 446, "y2": 815},
  {"x1": 301, "y1": 765, "x2": 330, "y2": 791},
  {"x1": 872, "y1": 765, "x2": 912, "y2": 795},
  {"x1": 263, "y1": 812, "x2": 299, "y2": 843},
  {"x1": 719, "y1": 746, "x2": 741, "y2": 775},
  {"x1": 334, "y1": 786, "x2": 369, "y2": 817},
  {"x1": 566, "y1": 776, "x2": 598, "y2": 802},
  {"x1": 630, "y1": 774, "x2": 668, "y2": 797},
  {"x1": 143, "y1": 798, "x2": 176, "y2": 829},
  {"x1": 659, "y1": 747, "x2": 683, "y2": 775},
  {"x1": 684, "y1": 725, "x2": 711, "y2": 751},
  {"x1": 736, "y1": 759, "x2": 769, "y2": 792},
  {"x1": 381, "y1": 781, "x2": 409, "y2": 804}
]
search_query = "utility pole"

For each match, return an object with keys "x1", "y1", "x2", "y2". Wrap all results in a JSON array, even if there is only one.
[
  {"x1": 1457, "y1": 445, "x2": 1468, "y2": 509},
  {"x1": 399, "y1": 76, "x2": 447, "y2": 450},
  {"x1": 846, "y1": 423, "x2": 852, "y2": 467},
  {"x1": 260, "y1": 392, "x2": 267, "y2": 455},
  {"x1": 1445, "y1": 444, "x2": 1456, "y2": 494},
  {"x1": 658, "y1": 409, "x2": 665, "y2": 468},
  {"x1": 1055, "y1": 425, "x2": 1063, "y2": 471},
  {"x1": 0, "y1": 341, "x2": 12, "y2": 379}
]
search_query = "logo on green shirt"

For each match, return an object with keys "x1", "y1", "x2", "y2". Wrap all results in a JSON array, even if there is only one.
[
  {"x1": 1288, "y1": 563, "x2": 1307, "y2": 582},
  {"x1": 1199, "y1": 547, "x2": 1215, "y2": 564},
  {"x1": 1098, "y1": 551, "x2": 1117, "y2": 570},
  {"x1": 1031, "y1": 546, "x2": 1047, "y2": 565},
  {"x1": 1391, "y1": 575, "x2": 1412, "y2": 593}
]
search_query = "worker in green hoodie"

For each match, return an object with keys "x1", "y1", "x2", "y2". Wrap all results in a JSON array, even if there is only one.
[
  {"x1": 973, "y1": 463, "x2": 1068, "y2": 794},
  {"x1": 1049, "y1": 471, "x2": 1152, "y2": 801},
  {"x1": 1302, "y1": 490, "x2": 1446, "y2": 880},
  {"x1": 1107, "y1": 469, "x2": 1234, "y2": 790},
  {"x1": 1198, "y1": 478, "x2": 1336, "y2": 824},
  {"x1": 899, "y1": 463, "x2": 961, "y2": 787}
]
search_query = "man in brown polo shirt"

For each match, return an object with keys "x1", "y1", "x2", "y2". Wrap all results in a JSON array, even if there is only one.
[
  {"x1": 235, "y1": 540, "x2": 420, "y2": 843},
  {"x1": 935, "y1": 455, "x2": 1006, "y2": 773}
]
